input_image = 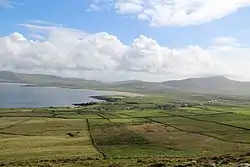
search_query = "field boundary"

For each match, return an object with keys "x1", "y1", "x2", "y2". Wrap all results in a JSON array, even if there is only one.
[
  {"x1": 96, "y1": 113, "x2": 112, "y2": 123},
  {"x1": 86, "y1": 118, "x2": 108, "y2": 159},
  {"x1": 146, "y1": 117, "x2": 250, "y2": 144},
  {"x1": 206, "y1": 108, "x2": 250, "y2": 118},
  {"x1": 0, "y1": 118, "x2": 33, "y2": 131},
  {"x1": 0, "y1": 131, "x2": 35, "y2": 136},
  {"x1": 162, "y1": 111, "x2": 250, "y2": 131},
  {"x1": 108, "y1": 113, "x2": 123, "y2": 118}
]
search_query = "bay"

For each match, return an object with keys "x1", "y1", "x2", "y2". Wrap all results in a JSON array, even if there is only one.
[{"x1": 0, "y1": 83, "x2": 122, "y2": 108}]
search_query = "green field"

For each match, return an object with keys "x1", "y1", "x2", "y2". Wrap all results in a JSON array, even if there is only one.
[{"x1": 1, "y1": 95, "x2": 250, "y2": 166}]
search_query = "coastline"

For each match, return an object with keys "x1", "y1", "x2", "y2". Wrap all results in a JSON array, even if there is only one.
[
  {"x1": 110, "y1": 91, "x2": 144, "y2": 97},
  {"x1": 0, "y1": 82, "x2": 144, "y2": 109},
  {"x1": 19, "y1": 83, "x2": 145, "y2": 97}
]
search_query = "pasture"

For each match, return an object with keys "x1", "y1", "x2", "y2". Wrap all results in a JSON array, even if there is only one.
[{"x1": 1, "y1": 95, "x2": 250, "y2": 166}]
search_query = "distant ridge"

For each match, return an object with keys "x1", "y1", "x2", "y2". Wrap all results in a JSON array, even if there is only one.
[
  {"x1": 165, "y1": 76, "x2": 239, "y2": 89},
  {"x1": 1, "y1": 71, "x2": 250, "y2": 94},
  {"x1": 0, "y1": 71, "x2": 103, "y2": 88}
]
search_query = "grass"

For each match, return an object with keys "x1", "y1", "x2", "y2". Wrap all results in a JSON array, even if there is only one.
[
  {"x1": 115, "y1": 109, "x2": 171, "y2": 117},
  {"x1": 0, "y1": 117, "x2": 30, "y2": 128},
  {"x1": 0, "y1": 118, "x2": 100, "y2": 162},
  {"x1": 1, "y1": 95, "x2": 250, "y2": 166},
  {"x1": 223, "y1": 120, "x2": 250, "y2": 128},
  {"x1": 0, "y1": 136, "x2": 98, "y2": 161},
  {"x1": 151, "y1": 116, "x2": 250, "y2": 144}
]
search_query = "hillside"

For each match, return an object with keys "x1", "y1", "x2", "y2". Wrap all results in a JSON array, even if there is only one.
[
  {"x1": 0, "y1": 71, "x2": 103, "y2": 88},
  {"x1": 164, "y1": 76, "x2": 250, "y2": 93},
  {"x1": 0, "y1": 71, "x2": 24, "y2": 83},
  {"x1": 107, "y1": 76, "x2": 250, "y2": 94},
  {"x1": 1, "y1": 71, "x2": 250, "y2": 94}
]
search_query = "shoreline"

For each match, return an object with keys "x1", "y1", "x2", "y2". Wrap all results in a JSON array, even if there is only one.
[
  {"x1": 1, "y1": 82, "x2": 145, "y2": 97},
  {"x1": 20, "y1": 83, "x2": 145, "y2": 97},
  {"x1": 20, "y1": 83, "x2": 142, "y2": 94},
  {"x1": 0, "y1": 93, "x2": 142, "y2": 109},
  {"x1": 108, "y1": 91, "x2": 144, "y2": 97},
  {"x1": 0, "y1": 83, "x2": 144, "y2": 109}
]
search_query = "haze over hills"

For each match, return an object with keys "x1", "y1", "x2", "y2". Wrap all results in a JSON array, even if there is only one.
[
  {"x1": 1, "y1": 71, "x2": 250, "y2": 94},
  {"x1": 0, "y1": 71, "x2": 103, "y2": 88}
]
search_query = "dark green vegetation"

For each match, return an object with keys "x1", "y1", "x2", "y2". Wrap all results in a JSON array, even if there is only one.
[
  {"x1": 3, "y1": 71, "x2": 250, "y2": 94},
  {"x1": 1, "y1": 94, "x2": 250, "y2": 166}
]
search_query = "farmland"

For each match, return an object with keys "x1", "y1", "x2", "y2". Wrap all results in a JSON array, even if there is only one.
[{"x1": 1, "y1": 94, "x2": 250, "y2": 166}]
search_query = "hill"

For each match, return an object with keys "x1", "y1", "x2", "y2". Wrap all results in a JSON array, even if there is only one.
[
  {"x1": 0, "y1": 71, "x2": 103, "y2": 88},
  {"x1": 164, "y1": 76, "x2": 250, "y2": 94},
  {"x1": 107, "y1": 76, "x2": 250, "y2": 94},
  {"x1": 1, "y1": 71, "x2": 250, "y2": 94}
]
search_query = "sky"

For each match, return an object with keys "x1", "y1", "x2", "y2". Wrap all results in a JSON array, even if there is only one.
[{"x1": 0, "y1": 0, "x2": 250, "y2": 82}]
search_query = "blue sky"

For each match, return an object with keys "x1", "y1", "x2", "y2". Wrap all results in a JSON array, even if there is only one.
[
  {"x1": 1, "y1": 0, "x2": 250, "y2": 81},
  {"x1": 1, "y1": 0, "x2": 250, "y2": 47}
]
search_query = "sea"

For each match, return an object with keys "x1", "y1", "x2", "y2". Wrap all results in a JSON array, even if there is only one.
[{"x1": 0, "y1": 83, "x2": 122, "y2": 108}]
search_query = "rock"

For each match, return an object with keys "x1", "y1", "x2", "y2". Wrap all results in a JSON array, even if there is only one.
[
  {"x1": 151, "y1": 163, "x2": 166, "y2": 167},
  {"x1": 0, "y1": 163, "x2": 5, "y2": 167},
  {"x1": 66, "y1": 132, "x2": 80, "y2": 137},
  {"x1": 137, "y1": 159, "x2": 143, "y2": 163}
]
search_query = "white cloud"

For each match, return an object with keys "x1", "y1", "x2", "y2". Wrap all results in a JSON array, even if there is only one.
[
  {"x1": 87, "y1": 0, "x2": 114, "y2": 11},
  {"x1": 1, "y1": 23, "x2": 250, "y2": 81},
  {"x1": 213, "y1": 37, "x2": 241, "y2": 46},
  {"x1": 115, "y1": 0, "x2": 143, "y2": 14},
  {"x1": 211, "y1": 37, "x2": 243, "y2": 52},
  {"x1": 26, "y1": 20, "x2": 63, "y2": 27},
  {"x1": 88, "y1": 0, "x2": 250, "y2": 27},
  {"x1": 213, "y1": 37, "x2": 238, "y2": 44}
]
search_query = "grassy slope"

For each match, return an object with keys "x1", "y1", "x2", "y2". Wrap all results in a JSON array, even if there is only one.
[{"x1": 1, "y1": 95, "x2": 250, "y2": 166}]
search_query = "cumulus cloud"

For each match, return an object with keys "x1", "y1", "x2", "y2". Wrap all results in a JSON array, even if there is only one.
[
  {"x1": 88, "y1": 0, "x2": 250, "y2": 27},
  {"x1": 1, "y1": 23, "x2": 250, "y2": 81},
  {"x1": 118, "y1": 35, "x2": 213, "y2": 76}
]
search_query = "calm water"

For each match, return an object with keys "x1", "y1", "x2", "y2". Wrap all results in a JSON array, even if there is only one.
[{"x1": 0, "y1": 83, "x2": 122, "y2": 108}]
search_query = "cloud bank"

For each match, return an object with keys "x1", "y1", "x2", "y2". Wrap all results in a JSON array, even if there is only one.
[
  {"x1": 1, "y1": 23, "x2": 250, "y2": 81},
  {"x1": 89, "y1": 0, "x2": 250, "y2": 27}
]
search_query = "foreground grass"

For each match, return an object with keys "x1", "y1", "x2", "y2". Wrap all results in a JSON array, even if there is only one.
[
  {"x1": 0, "y1": 118, "x2": 100, "y2": 162},
  {"x1": 1, "y1": 94, "x2": 250, "y2": 166}
]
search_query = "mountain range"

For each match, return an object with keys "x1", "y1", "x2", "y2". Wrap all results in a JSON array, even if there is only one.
[{"x1": 1, "y1": 71, "x2": 250, "y2": 94}]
